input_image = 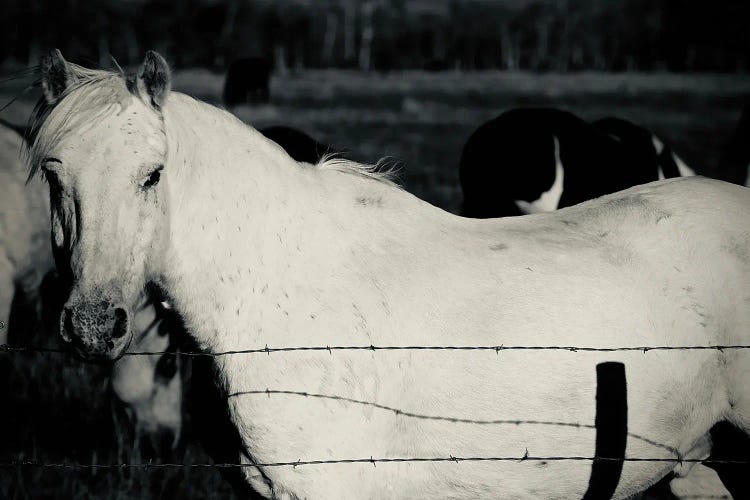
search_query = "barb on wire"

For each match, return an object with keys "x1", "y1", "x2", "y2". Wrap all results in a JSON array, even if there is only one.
[
  {"x1": 2, "y1": 456, "x2": 750, "y2": 469},
  {"x1": 3, "y1": 344, "x2": 750, "y2": 357},
  {"x1": 228, "y1": 388, "x2": 677, "y2": 454}
]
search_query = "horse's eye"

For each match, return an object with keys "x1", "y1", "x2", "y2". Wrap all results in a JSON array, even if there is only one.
[{"x1": 142, "y1": 166, "x2": 163, "y2": 189}]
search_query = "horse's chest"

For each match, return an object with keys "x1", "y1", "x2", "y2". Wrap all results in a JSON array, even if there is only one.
[{"x1": 220, "y1": 350, "x2": 386, "y2": 495}]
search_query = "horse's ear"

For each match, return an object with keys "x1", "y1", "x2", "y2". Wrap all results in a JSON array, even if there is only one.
[
  {"x1": 136, "y1": 51, "x2": 171, "y2": 110},
  {"x1": 41, "y1": 48, "x2": 73, "y2": 104}
]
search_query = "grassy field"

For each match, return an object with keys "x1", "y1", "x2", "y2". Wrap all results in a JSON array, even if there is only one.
[{"x1": 0, "y1": 69, "x2": 748, "y2": 499}]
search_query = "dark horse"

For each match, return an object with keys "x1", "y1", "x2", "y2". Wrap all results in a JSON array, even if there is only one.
[
  {"x1": 459, "y1": 109, "x2": 691, "y2": 219},
  {"x1": 259, "y1": 126, "x2": 335, "y2": 164},
  {"x1": 592, "y1": 117, "x2": 693, "y2": 181},
  {"x1": 223, "y1": 57, "x2": 272, "y2": 107},
  {"x1": 717, "y1": 105, "x2": 750, "y2": 186}
]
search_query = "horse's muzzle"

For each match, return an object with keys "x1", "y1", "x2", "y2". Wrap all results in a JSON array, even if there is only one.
[{"x1": 60, "y1": 294, "x2": 132, "y2": 361}]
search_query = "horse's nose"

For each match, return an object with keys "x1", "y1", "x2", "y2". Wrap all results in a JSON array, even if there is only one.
[
  {"x1": 112, "y1": 307, "x2": 129, "y2": 338},
  {"x1": 60, "y1": 299, "x2": 132, "y2": 360}
]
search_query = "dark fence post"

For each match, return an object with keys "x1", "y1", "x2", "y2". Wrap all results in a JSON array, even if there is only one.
[{"x1": 582, "y1": 362, "x2": 627, "y2": 500}]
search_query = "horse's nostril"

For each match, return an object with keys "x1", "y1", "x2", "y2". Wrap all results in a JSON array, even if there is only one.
[{"x1": 112, "y1": 308, "x2": 129, "y2": 339}]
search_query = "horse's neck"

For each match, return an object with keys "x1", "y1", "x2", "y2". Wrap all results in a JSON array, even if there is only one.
[
  {"x1": 160, "y1": 95, "x2": 450, "y2": 352},
  {"x1": 162, "y1": 94, "x2": 297, "y2": 212}
]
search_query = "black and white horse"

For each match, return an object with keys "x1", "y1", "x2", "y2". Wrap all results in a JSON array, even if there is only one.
[
  {"x1": 459, "y1": 108, "x2": 694, "y2": 219},
  {"x1": 593, "y1": 117, "x2": 695, "y2": 181}
]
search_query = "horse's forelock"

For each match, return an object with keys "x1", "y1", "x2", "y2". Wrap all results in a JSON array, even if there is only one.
[{"x1": 26, "y1": 64, "x2": 133, "y2": 180}]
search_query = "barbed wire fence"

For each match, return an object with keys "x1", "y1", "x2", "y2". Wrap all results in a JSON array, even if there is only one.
[
  {"x1": 4, "y1": 343, "x2": 750, "y2": 356},
  {"x1": 3, "y1": 456, "x2": 750, "y2": 469},
  {"x1": 0, "y1": 344, "x2": 750, "y2": 500},
  {"x1": 2, "y1": 342, "x2": 750, "y2": 475}
]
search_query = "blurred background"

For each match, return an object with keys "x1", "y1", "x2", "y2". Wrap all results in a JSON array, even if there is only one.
[
  {"x1": 0, "y1": 1, "x2": 748, "y2": 498},
  {"x1": 2, "y1": 0, "x2": 749, "y2": 72},
  {"x1": 2, "y1": 0, "x2": 750, "y2": 209}
]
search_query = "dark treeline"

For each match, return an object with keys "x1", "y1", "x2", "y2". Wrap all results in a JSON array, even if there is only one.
[{"x1": 1, "y1": 0, "x2": 747, "y2": 72}]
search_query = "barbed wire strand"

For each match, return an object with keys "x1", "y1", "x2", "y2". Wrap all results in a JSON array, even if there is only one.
[
  {"x1": 3, "y1": 343, "x2": 748, "y2": 472},
  {"x1": 229, "y1": 389, "x2": 677, "y2": 454},
  {"x1": 2, "y1": 455, "x2": 750, "y2": 469},
  {"x1": 674, "y1": 495, "x2": 732, "y2": 500},
  {"x1": 3, "y1": 344, "x2": 750, "y2": 357}
]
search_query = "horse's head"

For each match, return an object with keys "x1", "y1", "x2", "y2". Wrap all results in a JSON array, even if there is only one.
[{"x1": 32, "y1": 49, "x2": 173, "y2": 360}]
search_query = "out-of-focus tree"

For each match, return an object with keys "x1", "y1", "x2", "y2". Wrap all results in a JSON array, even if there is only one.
[
  {"x1": 1, "y1": 0, "x2": 748, "y2": 73},
  {"x1": 321, "y1": 1, "x2": 340, "y2": 66},
  {"x1": 358, "y1": 0, "x2": 376, "y2": 70}
]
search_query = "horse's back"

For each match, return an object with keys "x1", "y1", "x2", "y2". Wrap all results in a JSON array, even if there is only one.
[
  {"x1": 573, "y1": 176, "x2": 749, "y2": 227},
  {"x1": 599, "y1": 176, "x2": 748, "y2": 240},
  {"x1": 559, "y1": 177, "x2": 750, "y2": 270},
  {"x1": 472, "y1": 176, "x2": 750, "y2": 343},
  {"x1": 558, "y1": 176, "x2": 750, "y2": 341}
]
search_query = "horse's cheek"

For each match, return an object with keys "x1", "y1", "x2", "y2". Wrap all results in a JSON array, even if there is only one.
[
  {"x1": 147, "y1": 190, "x2": 171, "y2": 271},
  {"x1": 132, "y1": 196, "x2": 161, "y2": 272}
]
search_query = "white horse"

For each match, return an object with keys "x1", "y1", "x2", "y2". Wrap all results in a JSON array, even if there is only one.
[
  {"x1": 0, "y1": 121, "x2": 51, "y2": 346},
  {"x1": 33, "y1": 50, "x2": 750, "y2": 499}
]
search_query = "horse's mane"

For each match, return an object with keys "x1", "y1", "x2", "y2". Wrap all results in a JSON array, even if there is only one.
[
  {"x1": 26, "y1": 62, "x2": 400, "y2": 188},
  {"x1": 315, "y1": 154, "x2": 401, "y2": 187},
  {"x1": 26, "y1": 64, "x2": 127, "y2": 180}
]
